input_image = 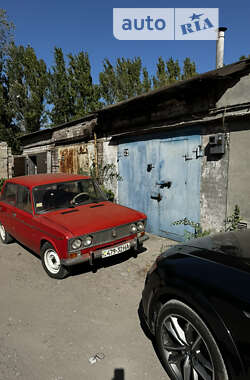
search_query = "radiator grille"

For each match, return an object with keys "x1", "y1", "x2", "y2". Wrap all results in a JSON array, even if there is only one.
[{"x1": 91, "y1": 223, "x2": 132, "y2": 246}]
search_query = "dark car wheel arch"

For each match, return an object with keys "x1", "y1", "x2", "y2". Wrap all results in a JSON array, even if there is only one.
[
  {"x1": 149, "y1": 287, "x2": 245, "y2": 379},
  {"x1": 155, "y1": 299, "x2": 229, "y2": 380}
]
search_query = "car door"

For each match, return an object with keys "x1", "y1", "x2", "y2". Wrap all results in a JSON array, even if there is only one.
[
  {"x1": 13, "y1": 185, "x2": 37, "y2": 251},
  {"x1": 0, "y1": 182, "x2": 19, "y2": 237}
]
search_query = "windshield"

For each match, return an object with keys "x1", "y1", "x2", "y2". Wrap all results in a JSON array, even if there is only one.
[{"x1": 33, "y1": 179, "x2": 107, "y2": 214}]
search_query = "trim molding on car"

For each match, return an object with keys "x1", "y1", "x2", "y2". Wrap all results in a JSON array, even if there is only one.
[{"x1": 13, "y1": 217, "x2": 64, "y2": 240}]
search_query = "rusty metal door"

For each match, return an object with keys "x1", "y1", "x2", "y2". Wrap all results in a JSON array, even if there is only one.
[{"x1": 58, "y1": 145, "x2": 89, "y2": 174}]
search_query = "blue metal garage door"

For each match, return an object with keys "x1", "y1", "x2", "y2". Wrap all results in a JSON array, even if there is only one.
[{"x1": 118, "y1": 133, "x2": 201, "y2": 241}]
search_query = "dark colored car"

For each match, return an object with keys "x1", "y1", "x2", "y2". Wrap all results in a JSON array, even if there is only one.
[
  {"x1": 0, "y1": 174, "x2": 147, "y2": 279},
  {"x1": 142, "y1": 229, "x2": 250, "y2": 380}
]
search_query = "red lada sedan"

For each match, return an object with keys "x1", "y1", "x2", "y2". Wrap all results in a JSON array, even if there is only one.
[{"x1": 0, "y1": 174, "x2": 148, "y2": 279}]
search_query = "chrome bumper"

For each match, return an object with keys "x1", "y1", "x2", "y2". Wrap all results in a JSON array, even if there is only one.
[{"x1": 62, "y1": 234, "x2": 149, "y2": 267}]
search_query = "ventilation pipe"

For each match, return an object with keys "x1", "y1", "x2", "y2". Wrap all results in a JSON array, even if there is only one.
[{"x1": 216, "y1": 27, "x2": 227, "y2": 69}]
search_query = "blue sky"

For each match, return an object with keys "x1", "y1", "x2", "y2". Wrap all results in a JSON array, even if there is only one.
[{"x1": 1, "y1": 0, "x2": 249, "y2": 83}]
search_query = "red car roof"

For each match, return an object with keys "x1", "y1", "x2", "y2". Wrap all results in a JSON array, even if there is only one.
[{"x1": 6, "y1": 174, "x2": 91, "y2": 188}]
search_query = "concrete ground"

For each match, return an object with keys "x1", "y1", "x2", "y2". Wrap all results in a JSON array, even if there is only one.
[{"x1": 0, "y1": 233, "x2": 177, "y2": 380}]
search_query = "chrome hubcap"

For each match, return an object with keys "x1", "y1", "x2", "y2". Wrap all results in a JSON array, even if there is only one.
[
  {"x1": 0, "y1": 224, "x2": 6, "y2": 241},
  {"x1": 161, "y1": 314, "x2": 214, "y2": 380},
  {"x1": 44, "y1": 249, "x2": 61, "y2": 274}
]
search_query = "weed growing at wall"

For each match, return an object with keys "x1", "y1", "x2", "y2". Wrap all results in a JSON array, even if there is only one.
[
  {"x1": 172, "y1": 218, "x2": 211, "y2": 240},
  {"x1": 79, "y1": 160, "x2": 122, "y2": 202},
  {"x1": 225, "y1": 204, "x2": 242, "y2": 231}
]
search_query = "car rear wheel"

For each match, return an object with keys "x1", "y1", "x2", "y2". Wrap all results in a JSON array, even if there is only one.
[
  {"x1": 0, "y1": 223, "x2": 14, "y2": 244},
  {"x1": 41, "y1": 242, "x2": 69, "y2": 279},
  {"x1": 156, "y1": 299, "x2": 228, "y2": 380}
]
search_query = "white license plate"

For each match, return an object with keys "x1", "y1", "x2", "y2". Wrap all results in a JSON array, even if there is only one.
[{"x1": 102, "y1": 242, "x2": 131, "y2": 258}]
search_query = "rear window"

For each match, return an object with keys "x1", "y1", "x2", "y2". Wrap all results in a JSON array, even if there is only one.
[
  {"x1": 2, "y1": 183, "x2": 32, "y2": 213},
  {"x1": 1, "y1": 183, "x2": 18, "y2": 206}
]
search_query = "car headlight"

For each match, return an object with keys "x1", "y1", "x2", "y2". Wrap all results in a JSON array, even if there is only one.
[
  {"x1": 82, "y1": 235, "x2": 92, "y2": 247},
  {"x1": 71, "y1": 238, "x2": 82, "y2": 250},
  {"x1": 137, "y1": 221, "x2": 145, "y2": 232},
  {"x1": 130, "y1": 224, "x2": 137, "y2": 234}
]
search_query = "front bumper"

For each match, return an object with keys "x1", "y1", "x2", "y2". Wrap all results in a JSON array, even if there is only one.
[{"x1": 62, "y1": 234, "x2": 149, "y2": 267}]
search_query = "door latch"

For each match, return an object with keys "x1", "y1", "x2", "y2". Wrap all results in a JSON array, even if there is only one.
[
  {"x1": 182, "y1": 154, "x2": 193, "y2": 161},
  {"x1": 147, "y1": 164, "x2": 155, "y2": 172},
  {"x1": 151, "y1": 192, "x2": 162, "y2": 202},
  {"x1": 156, "y1": 180, "x2": 172, "y2": 189}
]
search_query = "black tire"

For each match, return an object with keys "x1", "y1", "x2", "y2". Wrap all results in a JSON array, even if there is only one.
[
  {"x1": 0, "y1": 222, "x2": 14, "y2": 244},
  {"x1": 156, "y1": 299, "x2": 228, "y2": 380},
  {"x1": 41, "y1": 242, "x2": 69, "y2": 279}
]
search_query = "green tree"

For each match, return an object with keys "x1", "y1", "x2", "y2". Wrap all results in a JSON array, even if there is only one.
[
  {"x1": 6, "y1": 43, "x2": 48, "y2": 134},
  {"x1": 142, "y1": 67, "x2": 151, "y2": 93},
  {"x1": 47, "y1": 47, "x2": 73, "y2": 125},
  {"x1": 0, "y1": 8, "x2": 14, "y2": 55},
  {"x1": 239, "y1": 55, "x2": 250, "y2": 61},
  {"x1": 68, "y1": 51, "x2": 101, "y2": 118},
  {"x1": 153, "y1": 57, "x2": 168, "y2": 88},
  {"x1": 166, "y1": 57, "x2": 181, "y2": 83},
  {"x1": 0, "y1": 10, "x2": 20, "y2": 152},
  {"x1": 99, "y1": 59, "x2": 117, "y2": 105},
  {"x1": 182, "y1": 57, "x2": 197, "y2": 80},
  {"x1": 116, "y1": 57, "x2": 143, "y2": 101},
  {"x1": 153, "y1": 57, "x2": 181, "y2": 88},
  {"x1": 153, "y1": 57, "x2": 197, "y2": 88},
  {"x1": 99, "y1": 57, "x2": 148, "y2": 105}
]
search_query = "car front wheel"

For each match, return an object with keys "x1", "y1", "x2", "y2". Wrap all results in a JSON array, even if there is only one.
[
  {"x1": 41, "y1": 242, "x2": 69, "y2": 279},
  {"x1": 156, "y1": 299, "x2": 228, "y2": 380},
  {"x1": 0, "y1": 222, "x2": 14, "y2": 244}
]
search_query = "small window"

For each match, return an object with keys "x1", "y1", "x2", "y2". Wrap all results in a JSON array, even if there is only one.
[
  {"x1": 17, "y1": 186, "x2": 32, "y2": 214},
  {"x1": 2, "y1": 183, "x2": 18, "y2": 206}
]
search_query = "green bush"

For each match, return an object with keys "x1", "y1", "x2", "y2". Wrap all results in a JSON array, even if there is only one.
[
  {"x1": 172, "y1": 218, "x2": 211, "y2": 240},
  {"x1": 172, "y1": 205, "x2": 243, "y2": 241},
  {"x1": 100, "y1": 187, "x2": 115, "y2": 202},
  {"x1": 79, "y1": 159, "x2": 121, "y2": 203},
  {"x1": 225, "y1": 205, "x2": 242, "y2": 231}
]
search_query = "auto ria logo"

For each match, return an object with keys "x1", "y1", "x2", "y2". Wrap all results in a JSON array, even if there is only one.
[{"x1": 113, "y1": 8, "x2": 218, "y2": 40}]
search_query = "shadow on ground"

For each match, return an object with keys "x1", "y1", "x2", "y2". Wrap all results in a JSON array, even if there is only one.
[
  {"x1": 70, "y1": 246, "x2": 147, "y2": 277},
  {"x1": 14, "y1": 240, "x2": 147, "y2": 278},
  {"x1": 112, "y1": 368, "x2": 125, "y2": 380}
]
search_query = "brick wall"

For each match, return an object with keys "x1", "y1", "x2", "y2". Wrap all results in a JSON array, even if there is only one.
[{"x1": 0, "y1": 142, "x2": 13, "y2": 179}]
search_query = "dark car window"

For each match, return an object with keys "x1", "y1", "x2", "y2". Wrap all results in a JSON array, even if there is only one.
[
  {"x1": 1, "y1": 183, "x2": 18, "y2": 206},
  {"x1": 17, "y1": 186, "x2": 32, "y2": 214}
]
